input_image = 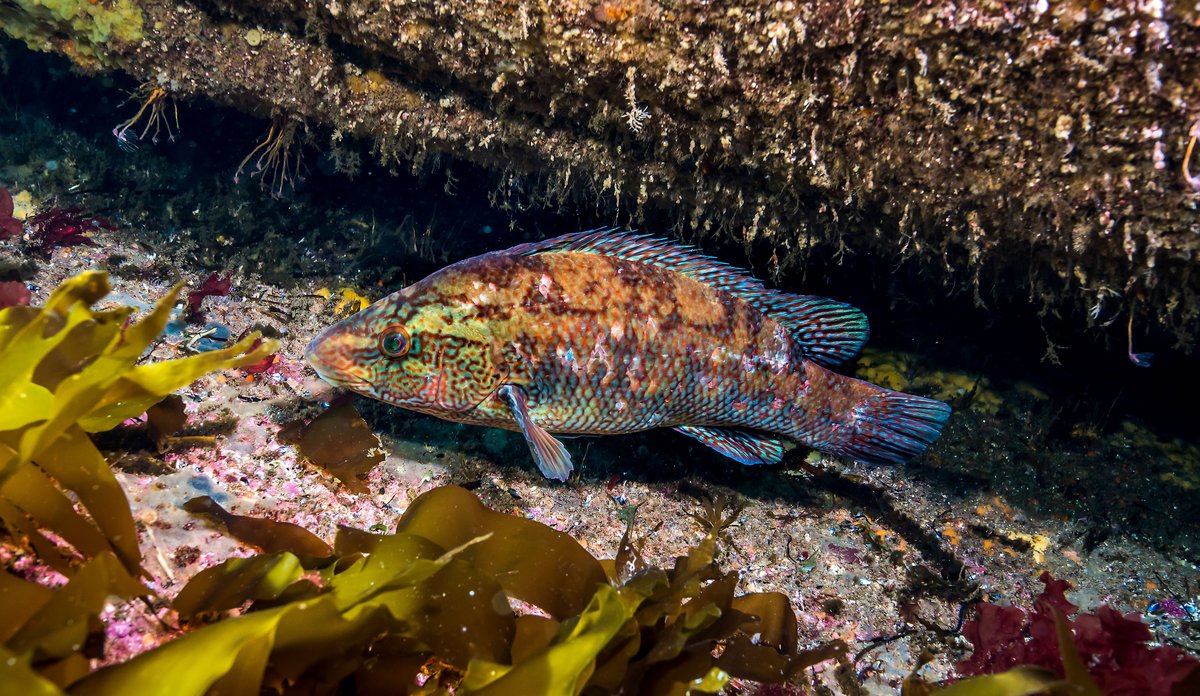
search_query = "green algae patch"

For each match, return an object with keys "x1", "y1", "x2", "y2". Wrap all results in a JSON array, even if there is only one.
[{"x1": 0, "y1": 0, "x2": 143, "y2": 69}]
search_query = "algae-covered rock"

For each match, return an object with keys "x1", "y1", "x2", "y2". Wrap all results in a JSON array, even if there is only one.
[
  {"x1": 0, "y1": 0, "x2": 142, "y2": 68},
  {"x1": 3, "y1": 1, "x2": 1198, "y2": 350}
]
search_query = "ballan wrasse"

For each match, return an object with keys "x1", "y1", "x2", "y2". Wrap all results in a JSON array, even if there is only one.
[{"x1": 306, "y1": 231, "x2": 951, "y2": 481}]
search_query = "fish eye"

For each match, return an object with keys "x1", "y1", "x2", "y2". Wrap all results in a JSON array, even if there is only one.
[{"x1": 378, "y1": 325, "x2": 411, "y2": 358}]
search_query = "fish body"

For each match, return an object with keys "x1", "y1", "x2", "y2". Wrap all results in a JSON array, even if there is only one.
[{"x1": 306, "y1": 231, "x2": 950, "y2": 480}]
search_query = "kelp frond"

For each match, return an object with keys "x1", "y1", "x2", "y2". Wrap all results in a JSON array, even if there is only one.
[
  {"x1": 24, "y1": 485, "x2": 832, "y2": 695},
  {"x1": 0, "y1": 271, "x2": 276, "y2": 574},
  {"x1": 67, "y1": 486, "x2": 1092, "y2": 695},
  {"x1": 0, "y1": 271, "x2": 275, "y2": 689}
]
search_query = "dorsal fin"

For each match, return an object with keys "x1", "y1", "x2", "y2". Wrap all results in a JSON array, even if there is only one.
[
  {"x1": 514, "y1": 229, "x2": 869, "y2": 367},
  {"x1": 757, "y1": 293, "x2": 870, "y2": 368}
]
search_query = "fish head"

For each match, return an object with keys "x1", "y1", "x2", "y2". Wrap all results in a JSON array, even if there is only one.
[{"x1": 306, "y1": 285, "x2": 505, "y2": 416}]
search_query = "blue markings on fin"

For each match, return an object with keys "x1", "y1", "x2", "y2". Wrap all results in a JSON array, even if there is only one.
[
  {"x1": 515, "y1": 229, "x2": 868, "y2": 367},
  {"x1": 827, "y1": 392, "x2": 951, "y2": 466},
  {"x1": 674, "y1": 425, "x2": 788, "y2": 466},
  {"x1": 762, "y1": 294, "x2": 868, "y2": 368},
  {"x1": 498, "y1": 384, "x2": 573, "y2": 481}
]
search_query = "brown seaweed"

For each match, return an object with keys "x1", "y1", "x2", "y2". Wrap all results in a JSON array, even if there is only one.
[
  {"x1": 282, "y1": 400, "x2": 383, "y2": 494},
  {"x1": 182, "y1": 496, "x2": 333, "y2": 559},
  {"x1": 72, "y1": 487, "x2": 841, "y2": 695}
]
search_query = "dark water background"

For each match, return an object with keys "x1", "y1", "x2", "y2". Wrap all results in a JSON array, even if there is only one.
[{"x1": 2, "y1": 39, "x2": 1197, "y2": 557}]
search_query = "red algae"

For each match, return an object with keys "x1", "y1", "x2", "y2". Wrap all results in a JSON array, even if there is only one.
[
  {"x1": 0, "y1": 280, "x2": 30, "y2": 308},
  {"x1": 959, "y1": 572, "x2": 1199, "y2": 695},
  {"x1": 186, "y1": 272, "x2": 232, "y2": 320},
  {"x1": 25, "y1": 206, "x2": 113, "y2": 251}
]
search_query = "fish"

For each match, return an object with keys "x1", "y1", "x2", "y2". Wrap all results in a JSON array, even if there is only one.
[{"x1": 305, "y1": 230, "x2": 951, "y2": 481}]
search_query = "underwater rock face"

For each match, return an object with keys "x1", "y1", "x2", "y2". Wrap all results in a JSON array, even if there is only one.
[{"x1": 2, "y1": 1, "x2": 1199, "y2": 349}]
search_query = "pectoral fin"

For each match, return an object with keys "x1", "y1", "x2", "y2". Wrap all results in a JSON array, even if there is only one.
[
  {"x1": 674, "y1": 425, "x2": 788, "y2": 465},
  {"x1": 498, "y1": 385, "x2": 573, "y2": 481}
]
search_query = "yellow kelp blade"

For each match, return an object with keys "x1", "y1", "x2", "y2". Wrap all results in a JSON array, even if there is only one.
[
  {"x1": 460, "y1": 584, "x2": 638, "y2": 696},
  {"x1": 929, "y1": 667, "x2": 1068, "y2": 696},
  {"x1": 0, "y1": 496, "x2": 75, "y2": 575},
  {"x1": 0, "y1": 306, "x2": 39, "y2": 351},
  {"x1": 0, "y1": 299, "x2": 100, "y2": 432},
  {"x1": 0, "y1": 271, "x2": 112, "y2": 384},
  {"x1": 0, "y1": 566, "x2": 55, "y2": 644},
  {"x1": 77, "y1": 334, "x2": 277, "y2": 433},
  {"x1": 16, "y1": 282, "x2": 186, "y2": 460},
  {"x1": 0, "y1": 271, "x2": 282, "y2": 584},
  {"x1": 69, "y1": 602, "x2": 295, "y2": 696},
  {"x1": 172, "y1": 553, "x2": 305, "y2": 620},
  {"x1": 5, "y1": 552, "x2": 145, "y2": 674},
  {"x1": 0, "y1": 646, "x2": 64, "y2": 696},
  {"x1": 32, "y1": 308, "x2": 137, "y2": 393},
  {"x1": 326, "y1": 532, "x2": 448, "y2": 610},
  {"x1": 1053, "y1": 609, "x2": 1105, "y2": 696},
  {"x1": 69, "y1": 531, "x2": 479, "y2": 695},
  {"x1": 33, "y1": 426, "x2": 144, "y2": 573},
  {"x1": 39, "y1": 272, "x2": 111, "y2": 317},
  {"x1": 0, "y1": 459, "x2": 113, "y2": 562},
  {"x1": 393, "y1": 485, "x2": 608, "y2": 620}
]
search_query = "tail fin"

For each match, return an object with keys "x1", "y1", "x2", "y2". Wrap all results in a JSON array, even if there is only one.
[{"x1": 825, "y1": 391, "x2": 951, "y2": 465}]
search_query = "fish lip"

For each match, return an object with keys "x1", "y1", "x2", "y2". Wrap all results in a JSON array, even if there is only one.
[
  {"x1": 307, "y1": 356, "x2": 371, "y2": 391},
  {"x1": 305, "y1": 334, "x2": 372, "y2": 392},
  {"x1": 318, "y1": 370, "x2": 371, "y2": 391}
]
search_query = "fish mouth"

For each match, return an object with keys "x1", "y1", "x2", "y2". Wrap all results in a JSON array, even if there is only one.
[
  {"x1": 305, "y1": 332, "x2": 372, "y2": 392},
  {"x1": 312, "y1": 366, "x2": 371, "y2": 392}
]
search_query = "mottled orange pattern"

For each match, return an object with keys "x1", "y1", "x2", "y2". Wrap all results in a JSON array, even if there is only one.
[{"x1": 308, "y1": 231, "x2": 950, "y2": 480}]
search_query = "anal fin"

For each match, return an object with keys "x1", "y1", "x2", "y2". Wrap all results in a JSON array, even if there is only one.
[
  {"x1": 674, "y1": 425, "x2": 788, "y2": 466},
  {"x1": 498, "y1": 385, "x2": 573, "y2": 481}
]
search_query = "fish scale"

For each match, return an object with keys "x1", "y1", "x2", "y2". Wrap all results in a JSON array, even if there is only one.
[
  {"x1": 496, "y1": 256, "x2": 838, "y2": 442},
  {"x1": 307, "y1": 230, "x2": 951, "y2": 481}
]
